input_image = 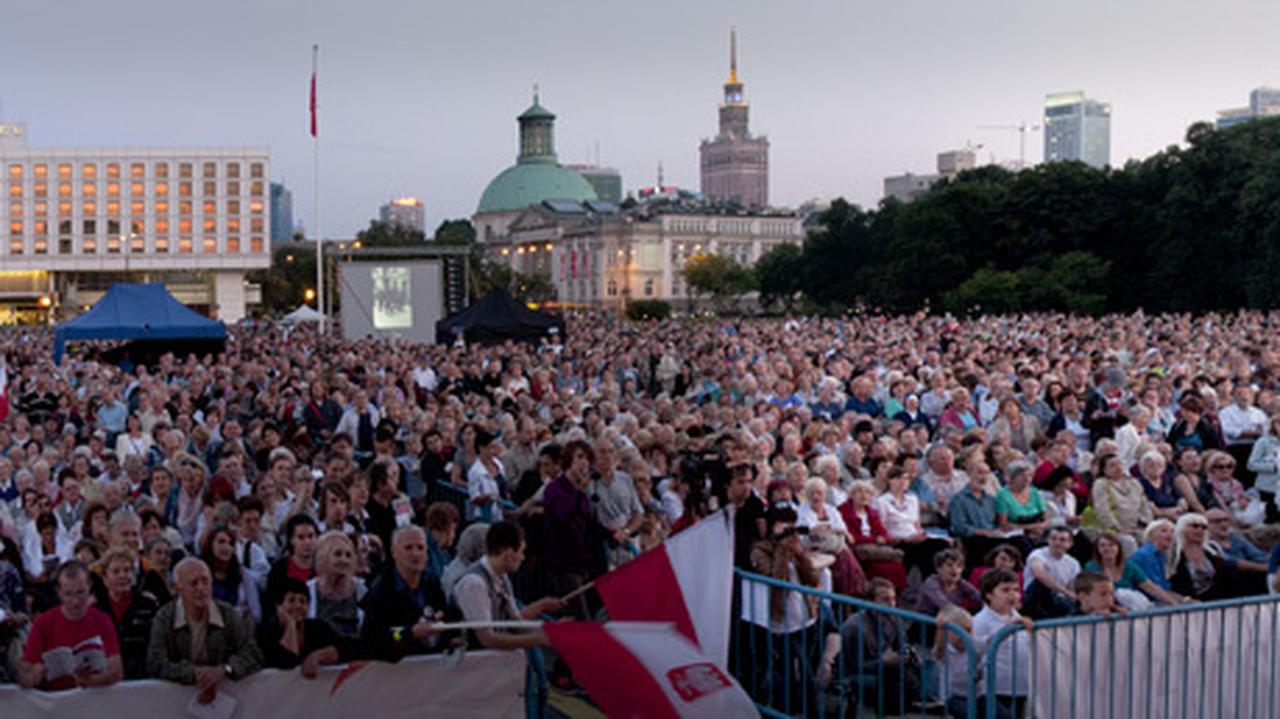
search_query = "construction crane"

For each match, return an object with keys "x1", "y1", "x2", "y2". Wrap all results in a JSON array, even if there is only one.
[{"x1": 977, "y1": 122, "x2": 1041, "y2": 169}]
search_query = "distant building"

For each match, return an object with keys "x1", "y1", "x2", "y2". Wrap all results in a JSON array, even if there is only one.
[
  {"x1": 1043, "y1": 91, "x2": 1111, "y2": 168},
  {"x1": 699, "y1": 28, "x2": 769, "y2": 208},
  {"x1": 565, "y1": 164, "x2": 622, "y2": 203},
  {"x1": 1216, "y1": 86, "x2": 1280, "y2": 129},
  {"x1": 883, "y1": 148, "x2": 981, "y2": 203},
  {"x1": 379, "y1": 196, "x2": 425, "y2": 234},
  {"x1": 270, "y1": 182, "x2": 293, "y2": 242},
  {"x1": 0, "y1": 122, "x2": 268, "y2": 323}
]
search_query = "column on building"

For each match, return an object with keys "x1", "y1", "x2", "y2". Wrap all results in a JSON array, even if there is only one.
[{"x1": 212, "y1": 271, "x2": 247, "y2": 322}]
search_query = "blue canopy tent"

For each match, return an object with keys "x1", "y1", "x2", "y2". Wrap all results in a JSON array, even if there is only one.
[{"x1": 53, "y1": 284, "x2": 227, "y2": 363}]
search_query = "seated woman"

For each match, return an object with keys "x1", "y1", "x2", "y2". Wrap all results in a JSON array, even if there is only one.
[
  {"x1": 839, "y1": 480, "x2": 907, "y2": 592},
  {"x1": 1169, "y1": 513, "x2": 1246, "y2": 601},
  {"x1": 1135, "y1": 451, "x2": 1185, "y2": 521},
  {"x1": 872, "y1": 467, "x2": 952, "y2": 579},
  {"x1": 1043, "y1": 465, "x2": 1081, "y2": 529},
  {"x1": 914, "y1": 549, "x2": 982, "y2": 616},
  {"x1": 307, "y1": 531, "x2": 366, "y2": 650},
  {"x1": 257, "y1": 577, "x2": 345, "y2": 677},
  {"x1": 1088, "y1": 453, "x2": 1153, "y2": 555},
  {"x1": 994, "y1": 461, "x2": 1049, "y2": 544},
  {"x1": 797, "y1": 478, "x2": 866, "y2": 597},
  {"x1": 1198, "y1": 451, "x2": 1251, "y2": 522},
  {"x1": 1170, "y1": 447, "x2": 1209, "y2": 514},
  {"x1": 968, "y1": 544, "x2": 1025, "y2": 599},
  {"x1": 1083, "y1": 532, "x2": 1185, "y2": 609}
]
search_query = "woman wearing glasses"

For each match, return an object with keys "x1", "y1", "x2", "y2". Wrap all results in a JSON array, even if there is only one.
[{"x1": 1168, "y1": 513, "x2": 1245, "y2": 601}]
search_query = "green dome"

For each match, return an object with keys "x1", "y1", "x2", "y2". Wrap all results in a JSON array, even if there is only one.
[{"x1": 476, "y1": 162, "x2": 598, "y2": 214}]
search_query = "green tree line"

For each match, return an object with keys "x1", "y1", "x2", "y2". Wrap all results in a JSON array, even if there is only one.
[{"x1": 757, "y1": 117, "x2": 1280, "y2": 315}]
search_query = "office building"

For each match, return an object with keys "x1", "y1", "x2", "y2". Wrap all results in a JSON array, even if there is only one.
[
  {"x1": 379, "y1": 196, "x2": 425, "y2": 234},
  {"x1": 270, "y1": 182, "x2": 293, "y2": 242},
  {"x1": 1216, "y1": 86, "x2": 1280, "y2": 129},
  {"x1": 699, "y1": 28, "x2": 769, "y2": 208},
  {"x1": 1043, "y1": 91, "x2": 1112, "y2": 169},
  {"x1": 883, "y1": 148, "x2": 981, "y2": 203},
  {"x1": 565, "y1": 164, "x2": 622, "y2": 203},
  {"x1": 0, "y1": 121, "x2": 268, "y2": 323}
]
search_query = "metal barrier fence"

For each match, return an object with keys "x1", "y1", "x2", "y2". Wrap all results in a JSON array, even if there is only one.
[
  {"x1": 984, "y1": 593, "x2": 1280, "y2": 719},
  {"x1": 433, "y1": 478, "x2": 521, "y2": 520},
  {"x1": 734, "y1": 568, "x2": 983, "y2": 719}
]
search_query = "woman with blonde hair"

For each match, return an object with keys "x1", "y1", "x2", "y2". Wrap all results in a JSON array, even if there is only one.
[
  {"x1": 796, "y1": 477, "x2": 865, "y2": 596},
  {"x1": 1167, "y1": 513, "x2": 1244, "y2": 601},
  {"x1": 306, "y1": 531, "x2": 365, "y2": 645}
]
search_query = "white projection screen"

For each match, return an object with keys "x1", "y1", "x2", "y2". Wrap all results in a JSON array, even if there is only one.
[{"x1": 339, "y1": 260, "x2": 444, "y2": 344}]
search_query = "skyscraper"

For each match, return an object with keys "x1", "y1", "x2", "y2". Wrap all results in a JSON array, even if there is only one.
[
  {"x1": 1215, "y1": 86, "x2": 1280, "y2": 129},
  {"x1": 1043, "y1": 91, "x2": 1111, "y2": 169},
  {"x1": 379, "y1": 197, "x2": 425, "y2": 234},
  {"x1": 270, "y1": 182, "x2": 293, "y2": 242},
  {"x1": 699, "y1": 28, "x2": 769, "y2": 208}
]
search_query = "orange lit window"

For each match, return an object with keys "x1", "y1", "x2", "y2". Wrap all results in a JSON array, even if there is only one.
[
  {"x1": 130, "y1": 234, "x2": 144, "y2": 252},
  {"x1": 83, "y1": 201, "x2": 96, "y2": 214},
  {"x1": 107, "y1": 182, "x2": 120, "y2": 197},
  {"x1": 56, "y1": 202, "x2": 70, "y2": 215},
  {"x1": 130, "y1": 201, "x2": 144, "y2": 215},
  {"x1": 179, "y1": 182, "x2": 191, "y2": 197},
  {"x1": 155, "y1": 201, "x2": 168, "y2": 214},
  {"x1": 227, "y1": 163, "x2": 240, "y2": 179},
  {"x1": 9, "y1": 239, "x2": 22, "y2": 254},
  {"x1": 35, "y1": 202, "x2": 48, "y2": 216},
  {"x1": 203, "y1": 163, "x2": 216, "y2": 178},
  {"x1": 107, "y1": 201, "x2": 120, "y2": 216},
  {"x1": 179, "y1": 163, "x2": 192, "y2": 178},
  {"x1": 131, "y1": 220, "x2": 145, "y2": 234},
  {"x1": 250, "y1": 181, "x2": 264, "y2": 196},
  {"x1": 251, "y1": 218, "x2": 264, "y2": 232},
  {"x1": 227, "y1": 218, "x2": 240, "y2": 233},
  {"x1": 155, "y1": 236, "x2": 169, "y2": 252},
  {"x1": 9, "y1": 220, "x2": 22, "y2": 234},
  {"x1": 57, "y1": 164, "x2": 72, "y2": 179},
  {"x1": 131, "y1": 182, "x2": 144, "y2": 195},
  {"x1": 226, "y1": 181, "x2": 239, "y2": 196},
  {"x1": 250, "y1": 200, "x2": 264, "y2": 213},
  {"x1": 33, "y1": 220, "x2": 47, "y2": 235},
  {"x1": 107, "y1": 163, "x2": 120, "y2": 179},
  {"x1": 33, "y1": 183, "x2": 45, "y2": 198},
  {"x1": 179, "y1": 237, "x2": 193, "y2": 253},
  {"x1": 7, "y1": 164, "x2": 21, "y2": 179},
  {"x1": 58, "y1": 183, "x2": 71, "y2": 198},
  {"x1": 179, "y1": 201, "x2": 192, "y2": 215},
  {"x1": 131, "y1": 163, "x2": 144, "y2": 178},
  {"x1": 7, "y1": 186, "x2": 19, "y2": 199},
  {"x1": 83, "y1": 237, "x2": 97, "y2": 252},
  {"x1": 155, "y1": 163, "x2": 168, "y2": 179},
  {"x1": 203, "y1": 181, "x2": 216, "y2": 196},
  {"x1": 227, "y1": 236, "x2": 240, "y2": 253},
  {"x1": 250, "y1": 163, "x2": 264, "y2": 178},
  {"x1": 202, "y1": 200, "x2": 216, "y2": 214},
  {"x1": 202, "y1": 218, "x2": 216, "y2": 232},
  {"x1": 82, "y1": 182, "x2": 96, "y2": 195},
  {"x1": 106, "y1": 236, "x2": 120, "y2": 253},
  {"x1": 227, "y1": 200, "x2": 240, "y2": 214},
  {"x1": 33, "y1": 238, "x2": 47, "y2": 254},
  {"x1": 83, "y1": 164, "x2": 97, "y2": 179},
  {"x1": 155, "y1": 219, "x2": 169, "y2": 233},
  {"x1": 250, "y1": 236, "x2": 264, "y2": 253},
  {"x1": 155, "y1": 182, "x2": 168, "y2": 196},
  {"x1": 203, "y1": 236, "x2": 216, "y2": 253},
  {"x1": 34, "y1": 164, "x2": 47, "y2": 179},
  {"x1": 179, "y1": 218, "x2": 193, "y2": 233},
  {"x1": 9, "y1": 202, "x2": 20, "y2": 215}
]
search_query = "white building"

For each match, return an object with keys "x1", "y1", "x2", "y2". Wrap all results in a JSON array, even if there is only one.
[
  {"x1": 0, "y1": 122, "x2": 269, "y2": 323},
  {"x1": 379, "y1": 197, "x2": 425, "y2": 234}
]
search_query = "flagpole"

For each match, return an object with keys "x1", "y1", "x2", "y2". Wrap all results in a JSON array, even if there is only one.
[{"x1": 312, "y1": 43, "x2": 324, "y2": 335}]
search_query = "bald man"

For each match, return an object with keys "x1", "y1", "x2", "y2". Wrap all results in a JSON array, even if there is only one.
[{"x1": 146, "y1": 558, "x2": 261, "y2": 704}]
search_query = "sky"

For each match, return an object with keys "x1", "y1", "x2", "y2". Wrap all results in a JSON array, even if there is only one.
[{"x1": 2, "y1": 0, "x2": 1277, "y2": 239}]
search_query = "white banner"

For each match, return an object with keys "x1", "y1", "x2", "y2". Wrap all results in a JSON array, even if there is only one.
[
  {"x1": 1029, "y1": 601, "x2": 1280, "y2": 719},
  {"x1": 0, "y1": 651, "x2": 527, "y2": 719}
]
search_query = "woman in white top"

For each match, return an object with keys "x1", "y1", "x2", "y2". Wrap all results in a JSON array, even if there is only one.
[
  {"x1": 1114, "y1": 405, "x2": 1152, "y2": 467},
  {"x1": 875, "y1": 466, "x2": 954, "y2": 578},
  {"x1": 114, "y1": 413, "x2": 153, "y2": 463},
  {"x1": 466, "y1": 429, "x2": 508, "y2": 522}
]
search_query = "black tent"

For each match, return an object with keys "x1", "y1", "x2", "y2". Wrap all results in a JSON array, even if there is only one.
[{"x1": 435, "y1": 288, "x2": 565, "y2": 345}]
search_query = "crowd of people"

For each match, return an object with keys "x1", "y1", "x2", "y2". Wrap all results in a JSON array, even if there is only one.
[{"x1": 2, "y1": 311, "x2": 1280, "y2": 713}]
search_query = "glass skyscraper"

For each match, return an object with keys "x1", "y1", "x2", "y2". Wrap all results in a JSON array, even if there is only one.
[{"x1": 1043, "y1": 91, "x2": 1112, "y2": 169}]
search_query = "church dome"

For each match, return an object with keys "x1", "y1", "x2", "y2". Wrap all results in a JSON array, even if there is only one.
[{"x1": 476, "y1": 92, "x2": 599, "y2": 214}]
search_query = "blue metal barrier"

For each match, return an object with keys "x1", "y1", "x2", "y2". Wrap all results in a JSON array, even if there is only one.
[
  {"x1": 433, "y1": 478, "x2": 519, "y2": 518},
  {"x1": 734, "y1": 568, "x2": 982, "y2": 719},
  {"x1": 982, "y1": 593, "x2": 1280, "y2": 719}
]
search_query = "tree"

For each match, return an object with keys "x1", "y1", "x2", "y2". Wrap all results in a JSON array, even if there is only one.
[
  {"x1": 682, "y1": 253, "x2": 755, "y2": 313},
  {"x1": 625, "y1": 299, "x2": 671, "y2": 321},
  {"x1": 355, "y1": 220, "x2": 425, "y2": 246},
  {"x1": 755, "y1": 243, "x2": 804, "y2": 312},
  {"x1": 943, "y1": 267, "x2": 1025, "y2": 315}
]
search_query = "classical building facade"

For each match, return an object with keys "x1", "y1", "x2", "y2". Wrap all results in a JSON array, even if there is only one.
[
  {"x1": 699, "y1": 29, "x2": 769, "y2": 208},
  {"x1": 0, "y1": 121, "x2": 268, "y2": 323}
]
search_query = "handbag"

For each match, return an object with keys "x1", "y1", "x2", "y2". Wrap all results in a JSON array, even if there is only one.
[{"x1": 853, "y1": 543, "x2": 905, "y2": 563}]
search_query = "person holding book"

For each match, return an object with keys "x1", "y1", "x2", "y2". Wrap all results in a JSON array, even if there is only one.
[{"x1": 18, "y1": 561, "x2": 123, "y2": 690}]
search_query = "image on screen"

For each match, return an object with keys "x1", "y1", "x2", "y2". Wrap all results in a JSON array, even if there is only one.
[{"x1": 372, "y1": 266, "x2": 413, "y2": 329}]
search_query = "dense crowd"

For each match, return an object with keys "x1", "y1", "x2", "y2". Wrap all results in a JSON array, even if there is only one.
[{"x1": 2, "y1": 311, "x2": 1280, "y2": 712}]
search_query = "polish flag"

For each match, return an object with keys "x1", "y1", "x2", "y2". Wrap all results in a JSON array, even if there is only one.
[
  {"x1": 594, "y1": 510, "x2": 734, "y2": 667},
  {"x1": 544, "y1": 621, "x2": 757, "y2": 719}
]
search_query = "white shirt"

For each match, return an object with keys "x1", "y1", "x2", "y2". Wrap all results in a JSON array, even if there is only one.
[
  {"x1": 1025, "y1": 547, "x2": 1081, "y2": 591},
  {"x1": 973, "y1": 605, "x2": 1030, "y2": 696},
  {"x1": 796, "y1": 502, "x2": 848, "y2": 534},
  {"x1": 873, "y1": 492, "x2": 921, "y2": 540},
  {"x1": 466, "y1": 458, "x2": 505, "y2": 521},
  {"x1": 1219, "y1": 404, "x2": 1267, "y2": 445},
  {"x1": 741, "y1": 563, "x2": 832, "y2": 633}
]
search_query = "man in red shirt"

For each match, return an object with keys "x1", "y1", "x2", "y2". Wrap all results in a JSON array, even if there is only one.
[{"x1": 19, "y1": 561, "x2": 123, "y2": 690}]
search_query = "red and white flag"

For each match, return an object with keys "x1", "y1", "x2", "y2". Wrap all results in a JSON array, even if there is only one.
[
  {"x1": 544, "y1": 621, "x2": 757, "y2": 719},
  {"x1": 594, "y1": 510, "x2": 734, "y2": 667}
]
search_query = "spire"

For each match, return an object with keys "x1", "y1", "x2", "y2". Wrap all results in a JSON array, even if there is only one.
[
  {"x1": 533, "y1": 82, "x2": 539, "y2": 105},
  {"x1": 728, "y1": 26, "x2": 738, "y2": 85}
]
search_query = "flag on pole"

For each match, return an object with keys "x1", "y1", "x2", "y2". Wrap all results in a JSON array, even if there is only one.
[
  {"x1": 0, "y1": 356, "x2": 8, "y2": 423},
  {"x1": 544, "y1": 621, "x2": 757, "y2": 719},
  {"x1": 593, "y1": 510, "x2": 734, "y2": 667},
  {"x1": 310, "y1": 45, "x2": 318, "y2": 137}
]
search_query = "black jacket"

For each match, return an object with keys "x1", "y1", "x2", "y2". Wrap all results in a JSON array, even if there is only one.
[{"x1": 359, "y1": 567, "x2": 454, "y2": 661}]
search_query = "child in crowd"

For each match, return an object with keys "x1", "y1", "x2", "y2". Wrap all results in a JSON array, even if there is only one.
[
  {"x1": 973, "y1": 569, "x2": 1032, "y2": 718},
  {"x1": 1072, "y1": 571, "x2": 1122, "y2": 616}
]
